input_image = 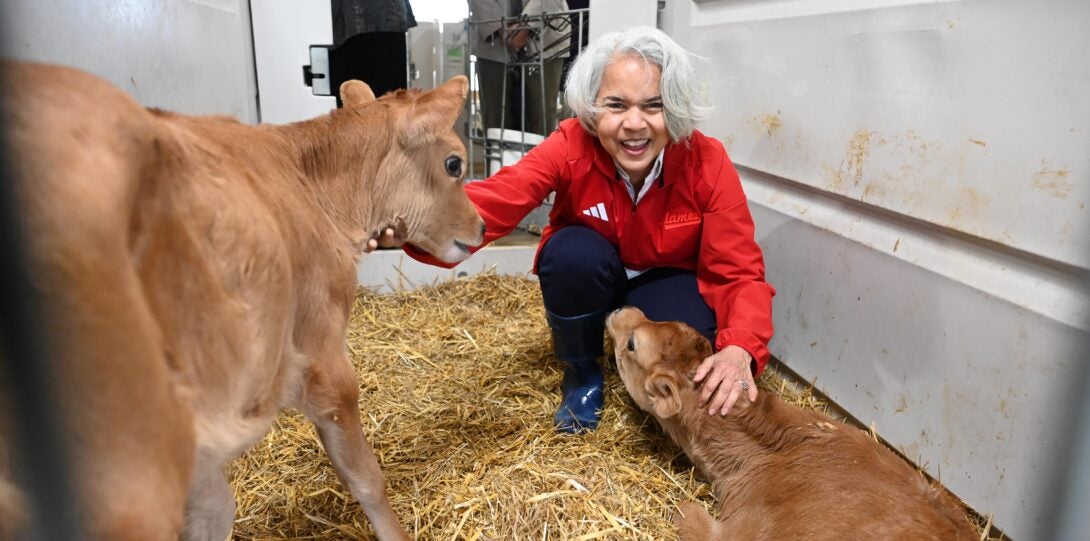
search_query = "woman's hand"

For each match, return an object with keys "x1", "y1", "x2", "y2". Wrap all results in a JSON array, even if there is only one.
[
  {"x1": 693, "y1": 345, "x2": 758, "y2": 416},
  {"x1": 364, "y1": 227, "x2": 404, "y2": 253}
]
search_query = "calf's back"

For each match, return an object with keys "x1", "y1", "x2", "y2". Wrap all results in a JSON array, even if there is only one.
[{"x1": 0, "y1": 60, "x2": 482, "y2": 540}]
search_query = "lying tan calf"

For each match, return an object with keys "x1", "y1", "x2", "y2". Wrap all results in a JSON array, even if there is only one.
[
  {"x1": 606, "y1": 307, "x2": 978, "y2": 541},
  {"x1": 0, "y1": 61, "x2": 483, "y2": 540}
]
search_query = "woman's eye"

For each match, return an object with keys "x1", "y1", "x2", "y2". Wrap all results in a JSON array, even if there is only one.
[
  {"x1": 627, "y1": 335, "x2": 635, "y2": 352},
  {"x1": 444, "y1": 156, "x2": 463, "y2": 177},
  {"x1": 644, "y1": 102, "x2": 664, "y2": 111}
]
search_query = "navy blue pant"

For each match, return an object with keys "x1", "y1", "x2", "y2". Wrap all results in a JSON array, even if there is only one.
[{"x1": 537, "y1": 226, "x2": 717, "y2": 345}]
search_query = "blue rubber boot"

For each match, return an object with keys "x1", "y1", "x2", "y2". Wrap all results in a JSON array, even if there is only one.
[{"x1": 547, "y1": 309, "x2": 607, "y2": 433}]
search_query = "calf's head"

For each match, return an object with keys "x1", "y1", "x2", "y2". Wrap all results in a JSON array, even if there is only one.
[
  {"x1": 606, "y1": 307, "x2": 712, "y2": 419},
  {"x1": 339, "y1": 77, "x2": 484, "y2": 263}
]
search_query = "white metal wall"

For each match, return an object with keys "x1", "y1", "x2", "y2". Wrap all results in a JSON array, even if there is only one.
[
  {"x1": 3, "y1": 0, "x2": 258, "y2": 122},
  {"x1": 661, "y1": 1, "x2": 1089, "y2": 539},
  {"x1": 589, "y1": 0, "x2": 658, "y2": 40}
]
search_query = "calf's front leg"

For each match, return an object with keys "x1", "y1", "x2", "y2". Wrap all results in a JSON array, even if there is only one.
[
  {"x1": 674, "y1": 501, "x2": 722, "y2": 541},
  {"x1": 182, "y1": 452, "x2": 236, "y2": 541},
  {"x1": 302, "y1": 353, "x2": 410, "y2": 541}
]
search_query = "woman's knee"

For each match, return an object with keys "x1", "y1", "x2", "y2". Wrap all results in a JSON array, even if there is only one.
[
  {"x1": 538, "y1": 227, "x2": 625, "y2": 315},
  {"x1": 539, "y1": 227, "x2": 617, "y2": 271}
]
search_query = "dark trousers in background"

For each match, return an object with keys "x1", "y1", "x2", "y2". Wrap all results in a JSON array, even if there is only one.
[
  {"x1": 537, "y1": 226, "x2": 718, "y2": 347},
  {"x1": 476, "y1": 58, "x2": 518, "y2": 131},
  {"x1": 477, "y1": 57, "x2": 564, "y2": 136},
  {"x1": 330, "y1": 31, "x2": 407, "y2": 106},
  {"x1": 521, "y1": 58, "x2": 564, "y2": 136}
]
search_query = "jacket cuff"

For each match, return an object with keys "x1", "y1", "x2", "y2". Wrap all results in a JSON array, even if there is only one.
[
  {"x1": 715, "y1": 328, "x2": 770, "y2": 377},
  {"x1": 401, "y1": 244, "x2": 458, "y2": 269}
]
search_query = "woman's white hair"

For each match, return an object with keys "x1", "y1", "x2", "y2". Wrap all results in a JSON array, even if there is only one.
[{"x1": 564, "y1": 26, "x2": 710, "y2": 142}]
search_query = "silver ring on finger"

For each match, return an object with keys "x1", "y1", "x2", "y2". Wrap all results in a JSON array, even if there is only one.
[{"x1": 736, "y1": 379, "x2": 750, "y2": 392}]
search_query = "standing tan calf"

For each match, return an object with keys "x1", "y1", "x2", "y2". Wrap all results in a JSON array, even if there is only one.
[
  {"x1": 606, "y1": 307, "x2": 979, "y2": 541},
  {"x1": 0, "y1": 61, "x2": 484, "y2": 540}
]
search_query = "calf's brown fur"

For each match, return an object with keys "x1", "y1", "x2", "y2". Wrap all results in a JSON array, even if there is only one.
[
  {"x1": 0, "y1": 61, "x2": 484, "y2": 540},
  {"x1": 606, "y1": 307, "x2": 978, "y2": 541}
]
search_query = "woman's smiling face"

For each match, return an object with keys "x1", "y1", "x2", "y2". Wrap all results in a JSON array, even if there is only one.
[{"x1": 593, "y1": 56, "x2": 668, "y2": 186}]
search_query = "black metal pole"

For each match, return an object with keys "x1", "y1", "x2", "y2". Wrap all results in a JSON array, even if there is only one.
[{"x1": 0, "y1": 11, "x2": 85, "y2": 540}]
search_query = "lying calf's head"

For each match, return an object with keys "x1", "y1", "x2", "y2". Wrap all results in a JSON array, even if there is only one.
[{"x1": 606, "y1": 307, "x2": 712, "y2": 419}]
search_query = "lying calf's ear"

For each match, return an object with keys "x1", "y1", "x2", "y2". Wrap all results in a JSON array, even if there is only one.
[
  {"x1": 684, "y1": 326, "x2": 714, "y2": 359},
  {"x1": 645, "y1": 370, "x2": 683, "y2": 418},
  {"x1": 340, "y1": 80, "x2": 376, "y2": 108}
]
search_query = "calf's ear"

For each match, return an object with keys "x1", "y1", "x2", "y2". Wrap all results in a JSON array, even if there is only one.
[
  {"x1": 340, "y1": 80, "x2": 376, "y2": 108},
  {"x1": 397, "y1": 76, "x2": 468, "y2": 145},
  {"x1": 645, "y1": 370, "x2": 683, "y2": 419}
]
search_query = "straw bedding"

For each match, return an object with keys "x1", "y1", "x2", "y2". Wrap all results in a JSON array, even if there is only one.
[{"x1": 228, "y1": 273, "x2": 999, "y2": 540}]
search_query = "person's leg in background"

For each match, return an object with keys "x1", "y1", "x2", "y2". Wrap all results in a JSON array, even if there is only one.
[
  {"x1": 475, "y1": 57, "x2": 506, "y2": 133},
  {"x1": 522, "y1": 58, "x2": 564, "y2": 135},
  {"x1": 558, "y1": 55, "x2": 576, "y2": 122},
  {"x1": 623, "y1": 268, "x2": 717, "y2": 345},
  {"x1": 475, "y1": 57, "x2": 522, "y2": 177},
  {"x1": 537, "y1": 226, "x2": 626, "y2": 433}
]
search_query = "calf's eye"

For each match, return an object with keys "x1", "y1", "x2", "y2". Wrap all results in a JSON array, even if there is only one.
[
  {"x1": 444, "y1": 156, "x2": 463, "y2": 177},
  {"x1": 626, "y1": 335, "x2": 635, "y2": 352}
]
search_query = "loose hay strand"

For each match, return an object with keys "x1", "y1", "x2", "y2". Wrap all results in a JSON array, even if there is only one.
[{"x1": 228, "y1": 274, "x2": 1001, "y2": 540}]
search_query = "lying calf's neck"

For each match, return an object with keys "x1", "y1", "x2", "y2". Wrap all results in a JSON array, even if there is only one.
[{"x1": 657, "y1": 386, "x2": 802, "y2": 500}]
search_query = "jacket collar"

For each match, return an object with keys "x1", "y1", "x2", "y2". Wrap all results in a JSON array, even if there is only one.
[
  {"x1": 661, "y1": 141, "x2": 686, "y2": 188},
  {"x1": 615, "y1": 149, "x2": 665, "y2": 189}
]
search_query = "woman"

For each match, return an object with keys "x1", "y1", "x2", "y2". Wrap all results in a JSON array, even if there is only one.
[{"x1": 376, "y1": 26, "x2": 775, "y2": 433}]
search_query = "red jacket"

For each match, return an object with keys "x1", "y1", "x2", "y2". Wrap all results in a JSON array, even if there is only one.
[{"x1": 407, "y1": 118, "x2": 776, "y2": 373}]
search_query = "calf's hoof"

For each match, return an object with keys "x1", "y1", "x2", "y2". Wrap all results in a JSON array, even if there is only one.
[{"x1": 673, "y1": 501, "x2": 719, "y2": 541}]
